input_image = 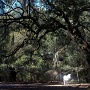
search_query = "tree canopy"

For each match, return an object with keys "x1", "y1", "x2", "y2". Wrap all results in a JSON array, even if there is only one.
[{"x1": 0, "y1": 0, "x2": 90, "y2": 83}]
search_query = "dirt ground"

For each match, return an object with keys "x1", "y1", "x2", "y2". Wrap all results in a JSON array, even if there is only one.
[{"x1": 0, "y1": 83, "x2": 90, "y2": 90}]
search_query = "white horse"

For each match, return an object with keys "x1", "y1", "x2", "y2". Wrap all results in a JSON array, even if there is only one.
[{"x1": 63, "y1": 74, "x2": 71, "y2": 85}]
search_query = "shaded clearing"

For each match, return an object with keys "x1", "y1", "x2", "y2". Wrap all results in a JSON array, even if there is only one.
[{"x1": 0, "y1": 83, "x2": 89, "y2": 90}]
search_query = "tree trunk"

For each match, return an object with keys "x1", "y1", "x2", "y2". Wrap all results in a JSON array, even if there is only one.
[
  {"x1": 77, "y1": 72, "x2": 80, "y2": 83},
  {"x1": 85, "y1": 51, "x2": 90, "y2": 67}
]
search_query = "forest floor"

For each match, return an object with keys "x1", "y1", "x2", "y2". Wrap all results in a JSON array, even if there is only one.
[{"x1": 0, "y1": 83, "x2": 90, "y2": 90}]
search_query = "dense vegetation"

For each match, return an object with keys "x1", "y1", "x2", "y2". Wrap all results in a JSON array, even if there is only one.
[{"x1": 0, "y1": 0, "x2": 90, "y2": 83}]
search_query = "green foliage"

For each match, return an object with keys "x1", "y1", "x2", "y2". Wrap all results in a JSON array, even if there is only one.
[
  {"x1": 0, "y1": 0, "x2": 90, "y2": 83},
  {"x1": 14, "y1": 55, "x2": 30, "y2": 66}
]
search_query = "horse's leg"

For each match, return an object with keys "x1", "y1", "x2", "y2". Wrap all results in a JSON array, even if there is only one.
[{"x1": 64, "y1": 80, "x2": 65, "y2": 85}]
